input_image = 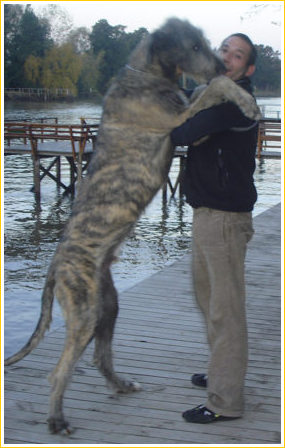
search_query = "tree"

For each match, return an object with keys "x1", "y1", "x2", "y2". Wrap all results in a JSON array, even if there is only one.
[
  {"x1": 24, "y1": 54, "x2": 42, "y2": 87},
  {"x1": 4, "y1": 4, "x2": 53, "y2": 87},
  {"x1": 77, "y1": 52, "x2": 104, "y2": 96},
  {"x1": 4, "y1": 4, "x2": 23, "y2": 50},
  {"x1": 125, "y1": 27, "x2": 148, "y2": 53},
  {"x1": 4, "y1": 4, "x2": 24, "y2": 86},
  {"x1": 89, "y1": 19, "x2": 126, "y2": 93},
  {"x1": 252, "y1": 45, "x2": 281, "y2": 94},
  {"x1": 41, "y1": 43, "x2": 82, "y2": 95},
  {"x1": 25, "y1": 43, "x2": 82, "y2": 95},
  {"x1": 37, "y1": 4, "x2": 74, "y2": 45},
  {"x1": 89, "y1": 19, "x2": 148, "y2": 94},
  {"x1": 67, "y1": 27, "x2": 91, "y2": 54}
]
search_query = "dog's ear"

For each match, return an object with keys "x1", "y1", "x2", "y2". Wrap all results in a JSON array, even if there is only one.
[
  {"x1": 150, "y1": 30, "x2": 178, "y2": 60},
  {"x1": 149, "y1": 30, "x2": 179, "y2": 80}
]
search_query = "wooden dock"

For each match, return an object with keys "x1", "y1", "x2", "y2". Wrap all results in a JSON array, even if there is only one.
[
  {"x1": 256, "y1": 118, "x2": 281, "y2": 159},
  {"x1": 4, "y1": 119, "x2": 282, "y2": 203},
  {"x1": 4, "y1": 122, "x2": 99, "y2": 200},
  {"x1": 4, "y1": 203, "x2": 281, "y2": 445}
]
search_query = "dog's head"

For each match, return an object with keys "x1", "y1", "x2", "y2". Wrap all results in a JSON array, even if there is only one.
[{"x1": 149, "y1": 18, "x2": 225, "y2": 83}]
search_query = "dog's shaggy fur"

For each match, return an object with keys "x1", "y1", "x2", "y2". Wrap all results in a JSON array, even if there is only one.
[{"x1": 5, "y1": 18, "x2": 261, "y2": 434}]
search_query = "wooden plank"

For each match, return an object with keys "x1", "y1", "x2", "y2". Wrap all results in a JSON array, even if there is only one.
[
  {"x1": 4, "y1": 140, "x2": 95, "y2": 156},
  {"x1": 4, "y1": 203, "x2": 281, "y2": 444},
  {"x1": 259, "y1": 151, "x2": 281, "y2": 158}
]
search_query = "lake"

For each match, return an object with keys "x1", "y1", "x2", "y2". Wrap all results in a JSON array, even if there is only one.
[{"x1": 3, "y1": 98, "x2": 281, "y2": 357}]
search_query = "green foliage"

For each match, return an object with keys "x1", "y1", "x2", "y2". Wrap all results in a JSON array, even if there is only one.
[
  {"x1": 89, "y1": 19, "x2": 148, "y2": 93},
  {"x1": 4, "y1": 4, "x2": 23, "y2": 86},
  {"x1": 4, "y1": 5, "x2": 281, "y2": 98},
  {"x1": 25, "y1": 44, "x2": 82, "y2": 95},
  {"x1": 68, "y1": 27, "x2": 91, "y2": 54},
  {"x1": 77, "y1": 52, "x2": 104, "y2": 96},
  {"x1": 24, "y1": 55, "x2": 42, "y2": 87},
  {"x1": 42, "y1": 44, "x2": 82, "y2": 94},
  {"x1": 252, "y1": 45, "x2": 281, "y2": 94},
  {"x1": 4, "y1": 4, "x2": 53, "y2": 87}
]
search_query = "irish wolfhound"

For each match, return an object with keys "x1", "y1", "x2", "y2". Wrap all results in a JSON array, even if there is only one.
[{"x1": 5, "y1": 18, "x2": 261, "y2": 434}]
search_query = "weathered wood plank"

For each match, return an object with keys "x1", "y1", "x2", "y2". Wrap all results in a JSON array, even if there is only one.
[{"x1": 4, "y1": 140, "x2": 96, "y2": 157}]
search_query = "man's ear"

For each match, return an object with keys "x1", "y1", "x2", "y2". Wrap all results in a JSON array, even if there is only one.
[{"x1": 245, "y1": 64, "x2": 256, "y2": 77}]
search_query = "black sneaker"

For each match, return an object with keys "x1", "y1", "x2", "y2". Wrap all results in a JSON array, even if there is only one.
[
  {"x1": 182, "y1": 405, "x2": 239, "y2": 424},
  {"x1": 191, "y1": 373, "x2": 207, "y2": 388}
]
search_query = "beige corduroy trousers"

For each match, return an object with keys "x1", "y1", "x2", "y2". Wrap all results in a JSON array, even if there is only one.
[{"x1": 192, "y1": 207, "x2": 254, "y2": 417}]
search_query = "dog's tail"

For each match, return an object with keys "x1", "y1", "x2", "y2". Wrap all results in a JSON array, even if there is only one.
[{"x1": 4, "y1": 267, "x2": 55, "y2": 366}]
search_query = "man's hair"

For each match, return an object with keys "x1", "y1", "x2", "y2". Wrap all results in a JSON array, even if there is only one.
[{"x1": 222, "y1": 33, "x2": 257, "y2": 66}]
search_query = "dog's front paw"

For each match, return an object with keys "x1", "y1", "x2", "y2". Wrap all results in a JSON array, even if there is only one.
[
  {"x1": 210, "y1": 76, "x2": 262, "y2": 121},
  {"x1": 239, "y1": 101, "x2": 262, "y2": 121},
  {"x1": 48, "y1": 416, "x2": 74, "y2": 435},
  {"x1": 114, "y1": 379, "x2": 142, "y2": 393},
  {"x1": 125, "y1": 380, "x2": 142, "y2": 392}
]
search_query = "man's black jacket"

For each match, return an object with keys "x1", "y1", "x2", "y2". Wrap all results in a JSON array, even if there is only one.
[{"x1": 171, "y1": 78, "x2": 258, "y2": 212}]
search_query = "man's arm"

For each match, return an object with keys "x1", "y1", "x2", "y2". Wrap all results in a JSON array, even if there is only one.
[{"x1": 171, "y1": 102, "x2": 257, "y2": 147}]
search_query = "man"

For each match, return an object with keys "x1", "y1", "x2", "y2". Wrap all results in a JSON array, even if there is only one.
[{"x1": 171, "y1": 33, "x2": 259, "y2": 423}]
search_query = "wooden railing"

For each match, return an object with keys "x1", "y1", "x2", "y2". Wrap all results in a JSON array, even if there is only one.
[
  {"x1": 4, "y1": 87, "x2": 72, "y2": 100},
  {"x1": 5, "y1": 116, "x2": 58, "y2": 124},
  {"x1": 4, "y1": 122, "x2": 99, "y2": 158},
  {"x1": 257, "y1": 118, "x2": 281, "y2": 158},
  {"x1": 4, "y1": 122, "x2": 100, "y2": 200}
]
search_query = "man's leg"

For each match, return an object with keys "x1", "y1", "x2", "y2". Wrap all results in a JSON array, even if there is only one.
[{"x1": 188, "y1": 208, "x2": 254, "y2": 419}]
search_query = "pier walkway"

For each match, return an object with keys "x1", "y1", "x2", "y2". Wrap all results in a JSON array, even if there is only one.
[{"x1": 4, "y1": 203, "x2": 281, "y2": 445}]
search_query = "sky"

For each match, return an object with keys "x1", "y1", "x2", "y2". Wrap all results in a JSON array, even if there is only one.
[{"x1": 29, "y1": 1, "x2": 283, "y2": 52}]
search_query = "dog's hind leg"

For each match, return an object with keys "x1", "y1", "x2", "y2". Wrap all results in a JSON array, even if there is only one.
[
  {"x1": 94, "y1": 265, "x2": 141, "y2": 393},
  {"x1": 48, "y1": 323, "x2": 95, "y2": 434},
  {"x1": 47, "y1": 267, "x2": 98, "y2": 434}
]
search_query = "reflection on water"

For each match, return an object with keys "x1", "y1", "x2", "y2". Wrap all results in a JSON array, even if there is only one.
[
  {"x1": 3, "y1": 101, "x2": 281, "y2": 357},
  {"x1": 4, "y1": 100, "x2": 102, "y2": 124}
]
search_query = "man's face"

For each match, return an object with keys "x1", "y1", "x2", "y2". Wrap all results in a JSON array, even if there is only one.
[{"x1": 219, "y1": 36, "x2": 255, "y2": 81}]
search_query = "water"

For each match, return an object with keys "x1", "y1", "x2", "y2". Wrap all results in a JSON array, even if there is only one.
[
  {"x1": 257, "y1": 97, "x2": 281, "y2": 119},
  {"x1": 3, "y1": 99, "x2": 281, "y2": 357}
]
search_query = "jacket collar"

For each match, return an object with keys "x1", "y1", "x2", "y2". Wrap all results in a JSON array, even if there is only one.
[{"x1": 236, "y1": 77, "x2": 254, "y2": 95}]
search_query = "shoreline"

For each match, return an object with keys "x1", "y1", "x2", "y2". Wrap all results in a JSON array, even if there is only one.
[{"x1": 4, "y1": 91, "x2": 280, "y2": 104}]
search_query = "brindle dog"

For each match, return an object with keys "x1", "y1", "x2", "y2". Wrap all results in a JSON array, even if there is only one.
[{"x1": 5, "y1": 18, "x2": 261, "y2": 434}]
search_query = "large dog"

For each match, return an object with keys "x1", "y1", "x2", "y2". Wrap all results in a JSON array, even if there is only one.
[{"x1": 5, "y1": 18, "x2": 261, "y2": 434}]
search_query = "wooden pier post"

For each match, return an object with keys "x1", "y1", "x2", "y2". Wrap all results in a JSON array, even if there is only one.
[
  {"x1": 56, "y1": 156, "x2": 61, "y2": 191},
  {"x1": 32, "y1": 153, "x2": 41, "y2": 201},
  {"x1": 67, "y1": 157, "x2": 76, "y2": 195},
  {"x1": 29, "y1": 137, "x2": 41, "y2": 201}
]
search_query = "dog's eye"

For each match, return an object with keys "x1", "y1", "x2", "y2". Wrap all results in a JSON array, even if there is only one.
[{"x1": 193, "y1": 45, "x2": 200, "y2": 52}]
